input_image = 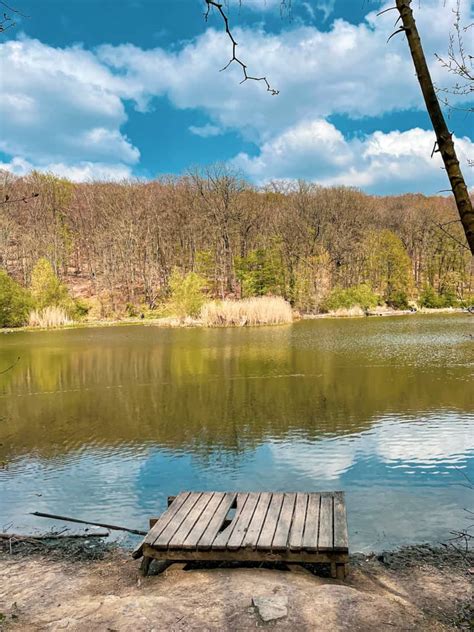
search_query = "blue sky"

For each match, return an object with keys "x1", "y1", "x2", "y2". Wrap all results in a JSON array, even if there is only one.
[{"x1": 0, "y1": 0, "x2": 473, "y2": 193}]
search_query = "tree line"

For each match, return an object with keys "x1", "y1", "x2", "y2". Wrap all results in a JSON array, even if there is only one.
[{"x1": 0, "y1": 166, "x2": 472, "y2": 322}]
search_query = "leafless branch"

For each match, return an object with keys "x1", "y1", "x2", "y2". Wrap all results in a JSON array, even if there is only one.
[
  {"x1": 0, "y1": 192, "x2": 39, "y2": 205},
  {"x1": 204, "y1": 0, "x2": 279, "y2": 95},
  {"x1": 435, "y1": 0, "x2": 473, "y2": 113},
  {"x1": 0, "y1": 1, "x2": 28, "y2": 34},
  {"x1": 0, "y1": 356, "x2": 20, "y2": 375}
]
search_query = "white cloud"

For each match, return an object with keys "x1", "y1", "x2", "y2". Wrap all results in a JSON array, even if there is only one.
[
  {"x1": 0, "y1": 36, "x2": 139, "y2": 179},
  {"x1": 315, "y1": 0, "x2": 336, "y2": 22},
  {"x1": 189, "y1": 123, "x2": 223, "y2": 138},
  {"x1": 0, "y1": 156, "x2": 133, "y2": 182},
  {"x1": 0, "y1": 0, "x2": 471, "y2": 188},
  {"x1": 233, "y1": 122, "x2": 474, "y2": 193}
]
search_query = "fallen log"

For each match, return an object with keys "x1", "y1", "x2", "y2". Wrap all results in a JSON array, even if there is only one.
[
  {"x1": 30, "y1": 511, "x2": 147, "y2": 536},
  {"x1": 0, "y1": 531, "x2": 110, "y2": 541}
]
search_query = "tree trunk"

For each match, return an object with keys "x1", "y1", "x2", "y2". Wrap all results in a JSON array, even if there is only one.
[{"x1": 396, "y1": 0, "x2": 474, "y2": 254}]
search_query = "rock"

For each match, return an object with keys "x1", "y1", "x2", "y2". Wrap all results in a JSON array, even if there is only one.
[{"x1": 252, "y1": 595, "x2": 288, "y2": 622}]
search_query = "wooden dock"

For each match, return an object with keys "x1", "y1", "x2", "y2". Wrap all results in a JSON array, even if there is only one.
[{"x1": 133, "y1": 491, "x2": 349, "y2": 579}]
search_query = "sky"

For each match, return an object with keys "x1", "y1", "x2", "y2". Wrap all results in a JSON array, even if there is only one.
[{"x1": 0, "y1": 0, "x2": 473, "y2": 194}]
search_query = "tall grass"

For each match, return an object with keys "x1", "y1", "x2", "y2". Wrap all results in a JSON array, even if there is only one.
[
  {"x1": 201, "y1": 296, "x2": 293, "y2": 327},
  {"x1": 29, "y1": 306, "x2": 74, "y2": 328}
]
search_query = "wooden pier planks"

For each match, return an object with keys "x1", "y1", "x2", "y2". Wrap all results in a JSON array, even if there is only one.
[{"x1": 136, "y1": 491, "x2": 349, "y2": 571}]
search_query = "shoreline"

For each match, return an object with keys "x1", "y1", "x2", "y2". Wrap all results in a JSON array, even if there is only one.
[
  {"x1": 1, "y1": 538, "x2": 472, "y2": 630},
  {"x1": 0, "y1": 307, "x2": 468, "y2": 335}
]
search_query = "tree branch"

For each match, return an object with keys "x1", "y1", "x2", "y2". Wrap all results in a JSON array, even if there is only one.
[{"x1": 204, "y1": 0, "x2": 279, "y2": 95}]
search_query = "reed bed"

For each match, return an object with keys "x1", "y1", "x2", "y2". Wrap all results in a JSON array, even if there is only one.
[
  {"x1": 28, "y1": 306, "x2": 74, "y2": 328},
  {"x1": 201, "y1": 297, "x2": 293, "y2": 327}
]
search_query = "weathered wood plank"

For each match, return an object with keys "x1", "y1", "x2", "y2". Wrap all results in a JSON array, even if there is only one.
[
  {"x1": 168, "y1": 493, "x2": 213, "y2": 548},
  {"x1": 243, "y1": 492, "x2": 272, "y2": 548},
  {"x1": 153, "y1": 493, "x2": 202, "y2": 547},
  {"x1": 272, "y1": 493, "x2": 297, "y2": 550},
  {"x1": 302, "y1": 493, "x2": 320, "y2": 551},
  {"x1": 288, "y1": 493, "x2": 308, "y2": 551},
  {"x1": 197, "y1": 493, "x2": 236, "y2": 550},
  {"x1": 133, "y1": 492, "x2": 190, "y2": 558},
  {"x1": 144, "y1": 543, "x2": 349, "y2": 565},
  {"x1": 257, "y1": 493, "x2": 284, "y2": 549},
  {"x1": 182, "y1": 492, "x2": 225, "y2": 550},
  {"x1": 212, "y1": 493, "x2": 249, "y2": 550},
  {"x1": 227, "y1": 492, "x2": 260, "y2": 550},
  {"x1": 333, "y1": 491, "x2": 348, "y2": 551},
  {"x1": 318, "y1": 494, "x2": 333, "y2": 550}
]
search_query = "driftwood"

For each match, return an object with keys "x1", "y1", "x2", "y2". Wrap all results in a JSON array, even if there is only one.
[
  {"x1": 31, "y1": 511, "x2": 147, "y2": 536},
  {"x1": 0, "y1": 531, "x2": 109, "y2": 541}
]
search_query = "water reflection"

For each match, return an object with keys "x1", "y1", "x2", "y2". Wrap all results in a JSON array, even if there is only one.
[{"x1": 0, "y1": 314, "x2": 473, "y2": 550}]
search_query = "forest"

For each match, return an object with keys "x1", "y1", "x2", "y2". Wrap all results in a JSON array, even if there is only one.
[{"x1": 0, "y1": 166, "x2": 473, "y2": 326}]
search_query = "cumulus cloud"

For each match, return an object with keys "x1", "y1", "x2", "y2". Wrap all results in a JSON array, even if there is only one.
[
  {"x1": 0, "y1": 37, "x2": 139, "y2": 178},
  {"x1": 0, "y1": 156, "x2": 133, "y2": 182},
  {"x1": 233, "y1": 121, "x2": 474, "y2": 192},
  {"x1": 0, "y1": 0, "x2": 471, "y2": 188},
  {"x1": 189, "y1": 123, "x2": 223, "y2": 138}
]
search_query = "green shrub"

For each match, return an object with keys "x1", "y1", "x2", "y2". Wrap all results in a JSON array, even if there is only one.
[
  {"x1": 0, "y1": 270, "x2": 32, "y2": 327},
  {"x1": 235, "y1": 246, "x2": 285, "y2": 298},
  {"x1": 321, "y1": 284, "x2": 379, "y2": 312},
  {"x1": 419, "y1": 286, "x2": 458, "y2": 308},
  {"x1": 168, "y1": 268, "x2": 206, "y2": 318},
  {"x1": 386, "y1": 290, "x2": 410, "y2": 310},
  {"x1": 30, "y1": 258, "x2": 72, "y2": 311}
]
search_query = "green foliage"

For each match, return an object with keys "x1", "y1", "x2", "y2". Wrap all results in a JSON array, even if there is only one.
[
  {"x1": 195, "y1": 250, "x2": 216, "y2": 289},
  {"x1": 30, "y1": 258, "x2": 70, "y2": 309},
  {"x1": 0, "y1": 270, "x2": 32, "y2": 327},
  {"x1": 125, "y1": 302, "x2": 139, "y2": 318},
  {"x1": 386, "y1": 290, "x2": 410, "y2": 310},
  {"x1": 235, "y1": 246, "x2": 285, "y2": 298},
  {"x1": 322, "y1": 284, "x2": 379, "y2": 312},
  {"x1": 73, "y1": 298, "x2": 91, "y2": 318},
  {"x1": 419, "y1": 286, "x2": 458, "y2": 308},
  {"x1": 169, "y1": 268, "x2": 206, "y2": 318},
  {"x1": 365, "y1": 230, "x2": 413, "y2": 306}
]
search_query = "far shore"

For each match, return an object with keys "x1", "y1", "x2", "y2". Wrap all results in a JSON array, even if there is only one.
[{"x1": 0, "y1": 306, "x2": 469, "y2": 335}]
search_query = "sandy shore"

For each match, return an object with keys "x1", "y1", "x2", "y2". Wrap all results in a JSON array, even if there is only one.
[{"x1": 0, "y1": 540, "x2": 472, "y2": 631}]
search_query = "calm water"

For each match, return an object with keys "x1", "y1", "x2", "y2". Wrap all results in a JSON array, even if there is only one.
[{"x1": 1, "y1": 314, "x2": 473, "y2": 552}]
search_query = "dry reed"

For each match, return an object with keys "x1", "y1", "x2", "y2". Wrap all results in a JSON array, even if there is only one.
[
  {"x1": 29, "y1": 306, "x2": 74, "y2": 328},
  {"x1": 200, "y1": 297, "x2": 293, "y2": 327}
]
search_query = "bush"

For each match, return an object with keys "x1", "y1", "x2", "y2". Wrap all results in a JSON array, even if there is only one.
[
  {"x1": 386, "y1": 290, "x2": 410, "y2": 310},
  {"x1": 419, "y1": 286, "x2": 458, "y2": 308},
  {"x1": 201, "y1": 296, "x2": 293, "y2": 327},
  {"x1": 321, "y1": 284, "x2": 379, "y2": 313},
  {"x1": 0, "y1": 270, "x2": 32, "y2": 327},
  {"x1": 169, "y1": 268, "x2": 206, "y2": 318},
  {"x1": 30, "y1": 258, "x2": 74, "y2": 313}
]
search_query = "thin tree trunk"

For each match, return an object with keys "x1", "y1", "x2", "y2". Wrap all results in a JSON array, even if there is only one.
[{"x1": 396, "y1": 0, "x2": 474, "y2": 254}]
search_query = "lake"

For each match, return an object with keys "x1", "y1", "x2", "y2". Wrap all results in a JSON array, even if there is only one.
[{"x1": 1, "y1": 314, "x2": 473, "y2": 552}]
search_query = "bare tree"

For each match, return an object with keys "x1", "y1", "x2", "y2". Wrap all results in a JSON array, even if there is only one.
[
  {"x1": 203, "y1": 0, "x2": 474, "y2": 254},
  {"x1": 394, "y1": 0, "x2": 474, "y2": 254},
  {"x1": 435, "y1": 0, "x2": 473, "y2": 114}
]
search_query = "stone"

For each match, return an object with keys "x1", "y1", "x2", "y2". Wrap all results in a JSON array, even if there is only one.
[{"x1": 252, "y1": 595, "x2": 288, "y2": 622}]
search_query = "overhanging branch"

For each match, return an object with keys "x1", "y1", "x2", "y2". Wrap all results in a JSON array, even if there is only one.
[{"x1": 204, "y1": 0, "x2": 279, "y2": 95}]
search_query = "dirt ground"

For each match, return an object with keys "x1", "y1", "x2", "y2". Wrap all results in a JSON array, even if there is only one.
[{"x1": 0, "y1": 542, "x2": 472, "y2": 631}]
